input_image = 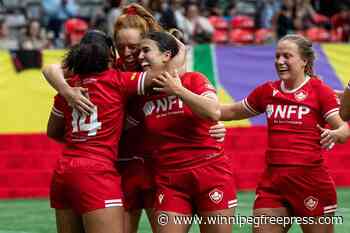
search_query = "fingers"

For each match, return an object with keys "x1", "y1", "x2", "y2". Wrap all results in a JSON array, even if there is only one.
[
  {"x1": 209, "y1": 122, "x2": 226, "y2": 142},
  {"x1": 320, "y1": 133, "x2": 333, "y2": 146},
  {"x1": 153, "y1": 78, "x2": 165, "y2": 87},
  {"x1": 317, "y1": 124, "x2": 325, "y2": 132},
  {"x1": 320, "y1": 129, "x2": 337, "y2": 150},
  {"x1": 327, "y1": 142, "x2": 335, "y2": 150},
  {"x1": 74, "y1": 104, "x2": 91, "y2": 116}
]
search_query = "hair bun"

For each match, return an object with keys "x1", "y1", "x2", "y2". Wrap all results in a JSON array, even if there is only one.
[{"x1": 126, "y1": 6, "x2": 137, "y2": 15}]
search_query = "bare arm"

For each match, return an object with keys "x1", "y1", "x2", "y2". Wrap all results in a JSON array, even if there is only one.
[
  {"x1": 220, "y1": 102, "x2": 257, "y2": 121},
  {"x1": 47, "y1": 112, "x2": 65, "y2": 143},
  {"x1": 42, "y1": 64, "x2": 94, "y2": 115},
  {"x1": 42, "y1": 64, "x2": 72, "y2": 94},
  {"x1": 340, "y1": 87, "x2": 350, "y2": 121},
  {"x1": 318, "y1": 114, "x2": 350, "y2": 149},
  {"x1": 153, "y1": 71, "x2": 220, "y2": 121}
]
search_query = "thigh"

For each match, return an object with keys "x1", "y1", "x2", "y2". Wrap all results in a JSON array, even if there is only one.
[
  {"x1": 156, "y1": 211, "x2": 192, "y2": 233},
  {"x1": 198, "y1": 208, "x2": 235, "y2": 233},
  {"x1": 253, "y1": 208, "x2": 292, "y2": 233},
  {"x1": 123, "y1": 209, "x2": 142, "y2": 233},
  {"x1": 82, "y1": 207, "x2": 124, "y2": 233},
  {"x1": 55, "y1": 209, "x2": 84, "y2": 233}
]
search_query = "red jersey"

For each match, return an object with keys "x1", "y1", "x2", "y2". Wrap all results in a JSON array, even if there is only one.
[
  {"x1": 137, "y1": 72, "x2": 223, "y2": 170},
  {"x1": 52, "y1": 69, "x2": 146, "y2": 163},
  {"x1": 243, "y1": 76, "x2": 339, "y2": 166},
  {"x1": 113, "y1": 58, "x2": 150, "y2": 159}
]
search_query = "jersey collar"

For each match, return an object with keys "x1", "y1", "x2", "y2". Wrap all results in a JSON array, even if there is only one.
[{"x1": 280, "y1": 75, "x2": 311, "y2": 93}]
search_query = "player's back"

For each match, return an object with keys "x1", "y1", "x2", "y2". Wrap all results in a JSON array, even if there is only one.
[{"x1": 54, "y1": 69, "x2": 143, "y2": 163}]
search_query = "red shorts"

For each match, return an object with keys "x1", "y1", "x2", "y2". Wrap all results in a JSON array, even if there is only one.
[
  {"x1": 119, "y1": 157, "x2": 155, "y2": 211},
  {"x1": 154, "y1": 156, "x2": 237, "y2": 214},
  {"x1": 254, "y1": 165, "x2": 337, "y2": 216},
  {"x1": 50, "y1": 157, "x2": 123, "y2": 214}
]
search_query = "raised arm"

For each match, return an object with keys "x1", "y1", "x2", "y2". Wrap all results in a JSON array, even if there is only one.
[
  {"x1": 153, "y1": 71, "x2": 220, "y2": 121},
  {"x1": 42, "y1": 64, "x2": 94, "y2": 115},
  {"x1": 167, "y1": 34, "x2": 187, "y2": 73}
]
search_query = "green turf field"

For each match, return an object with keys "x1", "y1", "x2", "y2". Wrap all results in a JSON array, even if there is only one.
[{"x1": 0, "y1": 189, "x2": 349, "y2": 233}]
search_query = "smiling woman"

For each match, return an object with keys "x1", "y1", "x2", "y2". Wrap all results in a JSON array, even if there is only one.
[{"x1": 219, "y1": 34, "x2": 350, "y2": 233}]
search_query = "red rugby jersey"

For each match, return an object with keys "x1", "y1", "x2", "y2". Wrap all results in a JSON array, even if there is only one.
[
  {"x1": 137, "y1": 72, "x2": 223, "y2": 170},
  {"x1": 52, "y1": 69, "x2": 146, "y2": 163},
  {"x1": 243, "y1": 76, "x2": 339, "y2": 166}
]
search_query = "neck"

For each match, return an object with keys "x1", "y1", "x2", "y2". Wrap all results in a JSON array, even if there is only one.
[{"x1": 283, "y1": 73, "x2": 307, "y2": 90}]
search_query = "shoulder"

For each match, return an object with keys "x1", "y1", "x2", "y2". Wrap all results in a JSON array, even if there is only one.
[
  {"x1": 309, "y1": 76, "x2": 333, "y2": 91},
  {"x1": 256, "y1": 80, "x2": 277, "y2": 92},
  {"x1": 181, "y1": 72, "x2": 209, "y2": 83}
]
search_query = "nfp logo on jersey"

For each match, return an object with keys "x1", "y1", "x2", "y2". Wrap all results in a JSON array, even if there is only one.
[
  {"x1": 143, "y1": 95, "x2": 184, "y2": 116},
  {"x1": 266, "y1": 104, "x2": 310, "y2": 119}
]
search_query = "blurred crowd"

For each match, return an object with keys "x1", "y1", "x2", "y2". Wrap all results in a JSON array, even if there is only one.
[{"x1": 0, "y1": 0, "x2": 349, "y2": 50}]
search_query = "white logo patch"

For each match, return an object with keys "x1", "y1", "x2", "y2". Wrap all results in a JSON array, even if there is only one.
[
  {"x1": 304, "y1": 196, "x2": 318, "y2": 211},
  {"x1": 294, "y1": 90, "x2": 308, "y2": 101},
  {"x1": 273, "y1": 89, "x2": 279, "y2": 96},
  {"x1": 209, "y1": 189, "x2": 223, "y2": 204}
]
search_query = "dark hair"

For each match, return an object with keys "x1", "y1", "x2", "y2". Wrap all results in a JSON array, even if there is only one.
[
  {"x1": 279, "y1": 34, "x2": 315, "y2": 76},
  {"x1": 63, "y1": 30, "x2": 116, "y2": 75},
  {"x1": 144, "y1": 31, "x2": 179, "y2": 58}
]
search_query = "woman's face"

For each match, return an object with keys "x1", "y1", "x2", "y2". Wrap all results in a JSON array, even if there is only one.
[
  {"x1": 275, "y1": 39, "x2": 307, "y2": 82},
  {"x1": 29, "y1": 21, "x2": 40, "y2": 37},
  {"x1": 138, "y1": 38, "x2": 171, "y2": 71},
  {"x1": 115, "y1": 28, "x2": 142, "y2": 67}
]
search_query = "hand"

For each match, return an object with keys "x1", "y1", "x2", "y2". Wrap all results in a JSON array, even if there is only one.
[
  {"x1": 317, "y1": 124, "x2": 337, "y2": 150},
  {"x1": 63, "y1": 87, "x2": 95, "y2": 115},
  {"x1": 153, "y1": 70, "x2": 183, "y2": 95},
  {"x1": 209, "y1": 122, "x2": 226, "y2": 142}
]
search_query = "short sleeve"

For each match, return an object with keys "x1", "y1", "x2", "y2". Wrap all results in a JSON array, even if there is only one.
[
  {"x1": 118, "y1": 71, "x2": 146, "y2": 97},
  {"x1": 187, "y1": 72, "x2": 217, "y2": 96},
  {"x1": 51, "y1": 94, "x2": 65, "y2": 118},
  {"x1": 319, "y1": 82, "x2": 340, "y2": 120},
  {"x1": 242, "y1": 83, "x2": 267, "y2": 115}
]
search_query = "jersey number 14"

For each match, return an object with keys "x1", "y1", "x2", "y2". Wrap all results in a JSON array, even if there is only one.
[{"x1": 72, "y1": 107, "x2": 102, "y2": 136}]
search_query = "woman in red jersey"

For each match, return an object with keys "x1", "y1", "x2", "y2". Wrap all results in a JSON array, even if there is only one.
[
  {"x1": 136, "y1": 31, "x2": 236, "y2": 233},
  {"x1": 215, "y1": 34, "x2": 349, "y2": 233},
  {"x1": 46, "y1": 30, "x2": 151, "y2": 233}
]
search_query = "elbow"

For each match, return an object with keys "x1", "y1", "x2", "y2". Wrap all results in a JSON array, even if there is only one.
[{"x1": 208, "y1": 108, "x2": 221, "y2": 122}]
